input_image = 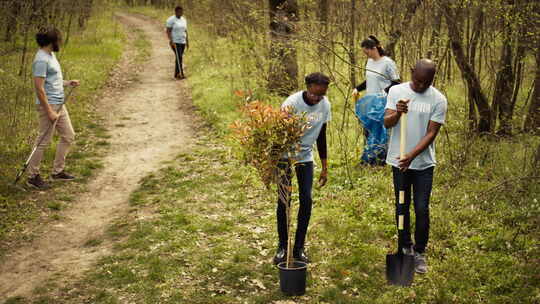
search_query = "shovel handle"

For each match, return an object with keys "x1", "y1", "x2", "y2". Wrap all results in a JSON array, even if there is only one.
[
  {"x1": 400, "y1": 112, "x2": 407, "y2": 159},
  {"x1": 398, "y1": 112, "x2": 407, "y2": 230}
]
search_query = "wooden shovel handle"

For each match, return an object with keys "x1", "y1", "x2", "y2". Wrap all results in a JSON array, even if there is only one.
[
  {"x1": 398, "y1": 112, "x2": 407, "y2": 230},
  {"x1": 400, "y1": 112, "x2": 407, "y2": 158}
]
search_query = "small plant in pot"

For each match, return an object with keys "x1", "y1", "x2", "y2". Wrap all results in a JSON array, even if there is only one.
[{"x1": 230, "y1": 94, "x2": 310, "y2": 296}]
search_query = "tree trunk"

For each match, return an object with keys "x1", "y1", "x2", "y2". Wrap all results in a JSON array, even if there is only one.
[
  {"x1": 427, "y1": 9, "x2": 442, "y2": 60},
  {"x1": 349, "y1": 0, "x2": 356, "y2": 85},
  {"x1": 442, "y1": 3, "x2": 492, "y2": 133},
  {"x1": 268, "y1": 0, "x2": 299, "y2": 96},
  {"x1": 524, "y1": 46, "x2": 540, "y2": 134},
  {"x1": 317, "y1": 0, "x2": 329, "y2": 70},
  {"x1": 4, "y1": 1, "x2": 20, "y2": 42},
  {"x1": 492, "y1": 4, "x2": 515, "y2": 136},
  {"x1": 385, "y1": 0, "x2": 423, "y2": 58},
  {"x1": 467, "y1": 8, "x2": 483, "y2": 131}
]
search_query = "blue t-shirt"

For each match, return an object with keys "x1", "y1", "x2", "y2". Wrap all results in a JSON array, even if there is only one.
[
  {"x1": 32, "y1": 49, "x2": 64, "y2": 105},
  {"x1": 385, "y1": 82, "x2": 448, "y2": 170},
  {"x1": 281, "y1": 91, "x2": 332, "y2": 163}
]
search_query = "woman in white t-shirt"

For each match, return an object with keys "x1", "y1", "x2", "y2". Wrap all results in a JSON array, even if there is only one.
[
  {"x1": 166, "y1": 6, "x2": 189, "y2": 79},
  {"x1": 353, "y1": 36, "x2": 400, "y2": 166},
  {"x1": 353, "y1": 36, "x2": 400, "y2": 96}
]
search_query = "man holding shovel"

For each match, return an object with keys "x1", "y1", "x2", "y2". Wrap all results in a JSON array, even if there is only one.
[
  {"x1": 274, "y1": 72, "x2": 331, "y2": 265},
  {"x1": 384, "y1": 59, "x2": 447, "y2": 274},
  {"x1": 166, "y1": 6, "x2": 188, "y2": 79},
  {"x1": 26, "y1": 27, "x2": 80, "y2": 190}
]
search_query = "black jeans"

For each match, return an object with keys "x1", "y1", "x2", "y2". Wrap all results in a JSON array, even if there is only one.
[
  {"x1": 392, "y1": 166, "x2": 434, "y2": 254},
  {"x1": 276, "y1": 160, "x2": 314, "y2": 252},
  {"x1": 171, "y1": 43, "x2": 185, "y2": 77}
]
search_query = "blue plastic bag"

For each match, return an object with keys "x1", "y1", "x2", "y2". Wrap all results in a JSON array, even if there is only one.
[{"x1": 355, "y1": 93, "x2": 388, "y2": 165}]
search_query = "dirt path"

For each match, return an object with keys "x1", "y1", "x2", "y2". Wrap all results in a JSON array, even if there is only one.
[{"x1": 0, "y1": 13, "x2": 194, "y2": 300}]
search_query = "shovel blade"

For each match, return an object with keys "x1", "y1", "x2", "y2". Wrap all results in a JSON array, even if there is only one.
[{"x1": 386, "y1": 252, "x2": 415, "y2": 286}]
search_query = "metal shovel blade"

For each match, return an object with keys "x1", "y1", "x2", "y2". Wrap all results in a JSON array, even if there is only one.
[{"x1": 386, "y1": 252, "x2": 415, "y2": 286}]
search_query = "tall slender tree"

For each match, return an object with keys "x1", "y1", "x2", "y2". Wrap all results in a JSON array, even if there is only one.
[{"x1": 268, "y1": 0, "x2": 299, "y2": 96}]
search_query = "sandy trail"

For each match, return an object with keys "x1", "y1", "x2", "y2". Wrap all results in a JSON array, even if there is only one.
[{"x1": 0, "y1": 13, "x2": 194, "y2": 300}]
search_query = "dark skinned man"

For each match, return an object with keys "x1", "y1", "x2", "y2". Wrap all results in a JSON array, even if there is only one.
[{"x1": 384, "y1": 59, "x2": 447, "y2": 274}]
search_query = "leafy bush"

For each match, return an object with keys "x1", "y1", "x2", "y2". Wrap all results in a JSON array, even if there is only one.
[{"x1": 230, "y1": 94, "x2": 308, "y2": 188}]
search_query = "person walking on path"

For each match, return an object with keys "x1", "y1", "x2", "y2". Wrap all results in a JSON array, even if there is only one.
[
  {"x1": 353, "y1": 36, "x2": 400, "y2": 165},
  {"x1": 273, "y1": 72, "x2": 331, "y2": 265},
  {"x1": 384, "y1": 59, "x2": 447, "y2": 274},
  {"x1": 166, "y1": 6, "x2": 189, "y2": 79},
  {"x1": 27, "y1": 27, "x2": 80, "y2": 190}
]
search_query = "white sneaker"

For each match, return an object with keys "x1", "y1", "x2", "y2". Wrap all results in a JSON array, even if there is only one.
[{"x1": 414, "y1": 252, "x2": 428, "y2": 274}]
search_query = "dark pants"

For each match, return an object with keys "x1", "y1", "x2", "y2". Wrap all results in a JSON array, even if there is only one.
[
  {"x1": 276, "y1": 160, "x2": 314, "y2": 252},
  {"x1": 171, "y1": 43, "x2": 185, "y2": 77},
  {"x1": 392, "y1": 166, "x2": 434, "y2": 254}
]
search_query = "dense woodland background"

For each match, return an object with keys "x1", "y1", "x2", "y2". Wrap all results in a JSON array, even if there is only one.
[
  {"x1": 0, "y1": 0, "x2": 539, "y2": 303},
  {"x1": 1, "y1": 0, "x2": 539, "y2": 174}
]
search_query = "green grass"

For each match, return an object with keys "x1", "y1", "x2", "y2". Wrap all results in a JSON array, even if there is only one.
[
  {"x1": 44, "y1": 137, "x2": 539, "y2": 303},
  {"x1": 7, "y1": 5, "x2": 539, "y2": 304}
]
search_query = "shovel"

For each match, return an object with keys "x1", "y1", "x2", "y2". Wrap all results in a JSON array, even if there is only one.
[
  {"x1": 386, "y1": 108, "x2": 415, "y2": 286},
  {"x1": 14, "y1": 87, "x2": 75, "y2": 185}
]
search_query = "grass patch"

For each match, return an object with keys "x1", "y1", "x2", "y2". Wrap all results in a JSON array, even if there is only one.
[{"x1": 46, "y1": 202, "x2": 63, "y2": 211}]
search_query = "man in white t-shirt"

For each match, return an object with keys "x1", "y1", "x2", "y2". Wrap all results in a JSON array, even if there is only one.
[
  {"x1": 384, "y1": 59, "x2": 448, "y2": 274},
  {"x1": 166, "y1": 6, "x2": 189, "y2": 79},
  {"x1": 274, "y1": 73, "x2": 331, "y2": 265}
]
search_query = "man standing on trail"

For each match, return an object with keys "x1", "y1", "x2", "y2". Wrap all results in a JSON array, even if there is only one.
[
  {"x1": 274, "y1": 72, "x2": 331, "y2": 265},
  {"x1": 166, "y1": 6, "x2": 189, "y2": 79},
  {"x1": 384, "y1": 59, "x2": 447, "y2": 274},
  {"x1": 27, "y1": 27, "x2": 80, "y2": 190}
]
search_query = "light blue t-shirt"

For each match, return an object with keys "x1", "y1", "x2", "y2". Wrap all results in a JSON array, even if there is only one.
[
  {"x1": 32, "y1": 49, "x2": 64, "y2": 105},
  {"x1": 281, "y1": 91, "x2": 332, "y2": 163},
  {"x1": 166, "y1": 15, "x2": 187, "y2": 44},
  {"x1": 385, "y1": 82, "x2": 447, "y2": 170},
  {"x1": 365, "y1": 56, "x2": 399, "y2": 94}
]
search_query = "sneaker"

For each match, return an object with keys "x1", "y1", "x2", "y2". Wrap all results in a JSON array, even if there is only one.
[
  {"x1": 27, "y1": 174, "x2": 51, "y2": 190},
  {"x1": 414, "y1": 252, "x2": 428, "y2": 274},
  {"x1": 273, "y1": 247, "x2": 287, "y2": 265},
  {"x1": 293, "y1": 247, "x2": 310, "y2": 264},
  {"x1": 402, "y1": 245, "x2": 415, "y2": 256},
  {"x1": 51, "y1": 171, "x2": 76, "y2": 181}
]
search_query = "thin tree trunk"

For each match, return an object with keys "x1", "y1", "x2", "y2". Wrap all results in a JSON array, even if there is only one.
[
  {"x1": 317, "y1": 0, "x2": 329, "y2": 70},
  {"x1": 18, "y1": 19, "x2": 31, "y2": 77},
  {"x1": 427, "y1": 9, "x2": 441, "y2": 60},
  {"x1": 443, "y1": 2, "x2": 492, "y2": 133},
  {"x1": 492, "y1": 5, "x2": 515, "y2": 136},
  {"x1": 385, "y1": 0, "x2": 423, "y2": 58},
  {"x1": 4, "y1": 1, "x2": 20, "y2": 42},
  {"x1": 64, "y1": 8, "x2": 74, "y2": 47},
  {"x1": 524, "y1": 46, "x2": 540, "y2": 134},
  {"x1": 349, "y1": 0, "x2": 356, "y2": 86},
  {"x1": 268, "y1": 0, "x2": 299, "y2": 96}
]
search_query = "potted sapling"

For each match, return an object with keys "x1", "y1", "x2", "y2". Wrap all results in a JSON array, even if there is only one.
[{"x1": 230, "y1": 96, "x2": 310, "y2": 296}]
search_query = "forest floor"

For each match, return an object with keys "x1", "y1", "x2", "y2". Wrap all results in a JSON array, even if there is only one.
[
  {"x1": 1, "y1": 9, "x2": 538, "y2": 304},
  {"x1": 0, "y1": 13, "x2": 197, "y2": 302}
]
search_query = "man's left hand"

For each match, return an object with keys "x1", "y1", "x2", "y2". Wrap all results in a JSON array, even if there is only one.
[
  {"x1": 68, "y1": 80, "x2": 80, "y2": 87},
  {"x1": 397, "y1": 154, "x2": 414, "y2": 171},
  {"x1": 318, "y1": 169, "x2": 328, "y2": 187}
]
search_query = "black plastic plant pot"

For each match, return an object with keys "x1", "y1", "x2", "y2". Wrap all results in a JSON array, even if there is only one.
[{"x1": 277, "y1": 261, "x2": 308, "y2": 296}]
